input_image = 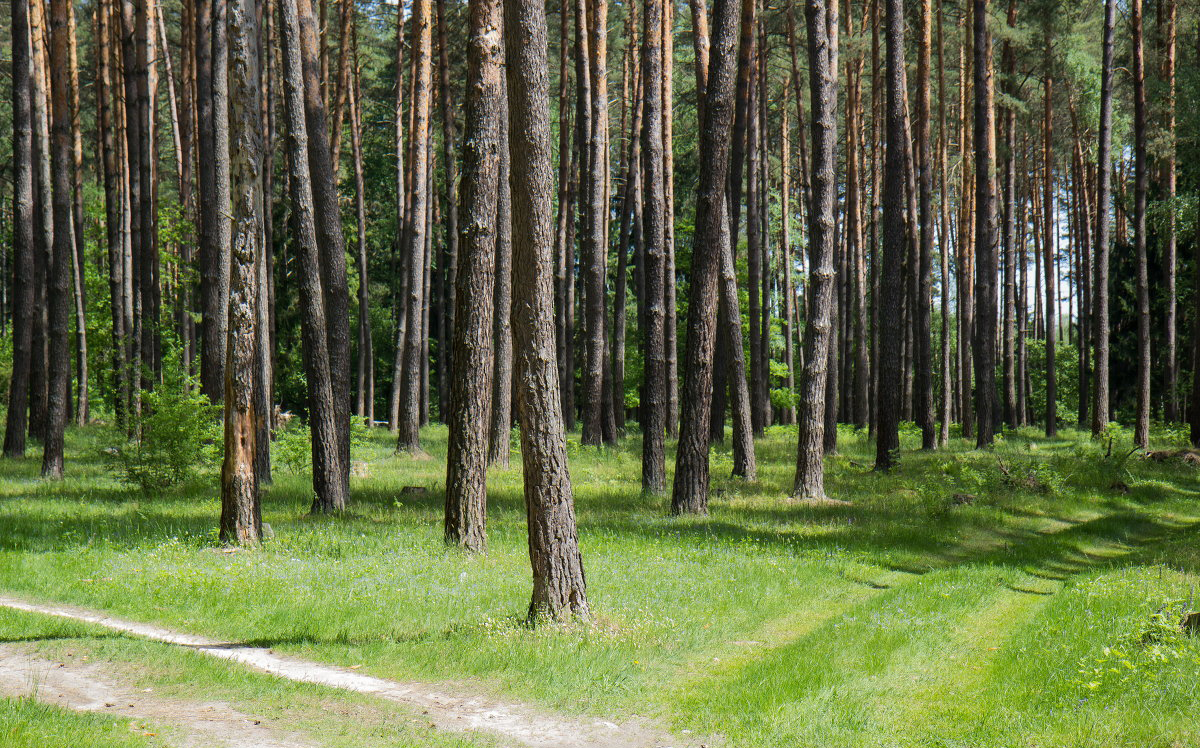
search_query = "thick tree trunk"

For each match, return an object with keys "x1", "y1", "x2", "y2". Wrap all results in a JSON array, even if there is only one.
[
  {"x1": 42, "y1": 0, "x2": 73, "y2": 478},
  {"x1": 671, "y1": 0, "x2": 741, "y2": 514},
  {"x1": 503, "y1": 0, "x2": 589, "y2": 620},
  {"x1": 4, "y1": 0, "x2": 36, "y2": 459},
  {"x1": 221, "y1": 0, "x2": 262, "y2": 546},
  {"x1": 1092, "y1": 0, "x2": 1115, "y2": 434},
  {"x1": 972, "y1": 0, "x2": 997, "y2": 447},
  {"x1": 794, "y1": 0, "x2": 839, "y2": 495},
  {"x1": 278, "y1": 0, "x2": 349, "y2": 513},
  {"x1": 875, "y1": 0, "x2": 904, "y2": 470},
  {"x1": 445, "y1": 0, "x2": 503, "y2": 552}
]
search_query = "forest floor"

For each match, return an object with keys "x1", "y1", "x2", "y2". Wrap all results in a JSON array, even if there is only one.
[{"x1": 2, "y1": 422, "x2": 1200, "y2": 747}]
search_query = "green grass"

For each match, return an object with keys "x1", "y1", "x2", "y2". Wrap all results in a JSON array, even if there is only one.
[{"x1": 2, "y1": 422, "x2": 1199, "y2": 747}]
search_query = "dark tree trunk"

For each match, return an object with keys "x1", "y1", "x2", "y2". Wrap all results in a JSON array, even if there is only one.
[
  {"x1": 488, "y1": 99, "x2": 514, "y2": 467},
  {"x1": 42, "y1": 0, "x2": 74, "y2": 478},
  {"x1": 1042, "y1": 36, "x2": 1056, "y2": 438},
  {"x1": 1092, "y1": 0, "x2": 1115, "y2": 435},
  {"x1": 671, "y1": 0, "x2": 741, "y2": 514},
  {"x1": 1132, "y1": 0, "x2": 1150, "y2": 447},
  {"x1": 502, "y1": 0, "x2": 589, "y2": 620},
  {"x1": 793, "y1": 0, "x2": 839, "y2": 495},
  {"x1": 875, "y1": 0, "x2": 904, "y2": 471},
  {"x1": 972, "y1": 0, "x2": 997, "y2": 447},
  {"x1": 197, "y1": 0, "x2": 232, "y2": 404},
  {"x1": 278, "y1": 0, "x2": 349, "y2": 513},
  {"x1": 4, "y1": 0, "x2": 36, "y2": 459},
  {"x1": 435, "y1": 0, "x2": 459, "y2": 420},
  {"x1": 915, "y1": 0, "x2": 934, "y2": 449},
  {"x1": 221, "y1": 0, "x2": 262, "y2": 546},
  {"x1": 445, "y1": 0, "x2": 503, "y2": 552},
  {"x1": 1160, "y1": 0, "x2": 1177, "y2": 422}
]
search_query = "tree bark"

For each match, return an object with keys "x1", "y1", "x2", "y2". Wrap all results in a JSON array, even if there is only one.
[
  {"x1": 671, "y1": 0, "x2": 742, "y2": 514},
  {"x1": 1092, "y1": 0, "x2": 1115, "y2": 434},
  {"x1": 445, "y1": 0, "x2": 503, "y2": 552},
  {"x1": 488, "y1": 101, "x2": 514, "y2": 467},
  {"x1": 435, "y1": 0, "x2": 459, "y2": 420},
  {"x1": 1042, "y1": 34, "x2": 1056, "y2": 438},
  {"x1": 397, "y1": 0, "x2": 433, "y2": 451},
  {"x1": 503, "y1": 0, "x2": 589, "y2": 620},
  {"x1": 278, "y1": 0, "x2": 350, "y2": 513},
  {"x1": 4, "y1": 0, "x2": 36, "y2": 459},
  {"x1": 972, "y1": 0, "x2": 997, "y2": 447},
  {"x1": 221, "y1": 0, "x2": 262, "y2": 546},
  {"x1": 1132, "y1": 0, "x2": 1150, "y2": 447}
]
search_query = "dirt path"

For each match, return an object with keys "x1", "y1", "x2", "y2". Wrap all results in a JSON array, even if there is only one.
[
  {"x1": 0, "y1": 645, "x2": 316, "y2": 748},
  {"x1": 0, "y1": 594, "x2": 687, "y2": 748}
]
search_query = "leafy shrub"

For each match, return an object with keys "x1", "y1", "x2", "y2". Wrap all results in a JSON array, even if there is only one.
[
  {"x1": 105, "y1": 359, "x2": 220, "y2": 491},
  {"x1": 274, "y1": 421, "x2": 312, "y2": 474}
]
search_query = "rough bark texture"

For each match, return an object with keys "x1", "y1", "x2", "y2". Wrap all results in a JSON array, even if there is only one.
[
  {"x1": 640, "y1": 0, "x2": 667, "y2": 493},
  {"x1": 43, "y1": 0, "x2": 74, "y2": 478},
  {"x1": 503, "y1": 0, "x2": 589, "y2": 621},
  {"x1": 670, "y1": 0, "x2": 739, "y2": 514},
  {"x1": 4, "y1": 0, "x2": 36, "y2": 459},
  {"x1": 278, "y1": 0, "x2": 349, "y2": 513},
  {"x1": 971, "y1": 0, "x2": 997, "y2": 447},
  {"x1": 915, "y1": 0, "x2": 934, "y2": 449},
  {"x1": 1092, "y1": 0, "x2": 1115, "y2": 435},
  {"x1": 488, "y1": 95, "x2": 514, "y2": 467},
  {"x1": 221, "y1": 0, "x2": 262, "y2": 546},
  {"x1": 1132, "y1": 0, "x2": 1150, "y2": 448},
  {"x1": 793, "y1": 0, "x2": 839, "y2": 497},
  {"x1": 397, "y1": 0, "x2": 433, "y2": 452},
  {"x1": 198, "y1": 0, "x2": 232, "y2": 404},
  {"x1": 875, "y1": 0, "x2": 904, "y2": 471},
  {"x1": 445, "y1": 0, "x2": 503, "y2": 552}
]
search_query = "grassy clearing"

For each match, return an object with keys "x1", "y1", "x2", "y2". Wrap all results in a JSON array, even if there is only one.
[{"x1": 1, "y1": 422, "x2": 1199, "y2": 747}]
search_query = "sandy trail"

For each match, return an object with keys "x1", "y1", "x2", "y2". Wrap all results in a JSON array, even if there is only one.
[
  {"x1": 0, "y1": 644, "x2": 316, "y2": 748},
  {"x1": 0, "y1": 594, "x2": 690, "y2": 748}
]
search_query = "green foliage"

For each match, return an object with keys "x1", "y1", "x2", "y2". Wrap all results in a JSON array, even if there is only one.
[{"x1": 104, "y1": 356, "x2": 220, "y2": 491}]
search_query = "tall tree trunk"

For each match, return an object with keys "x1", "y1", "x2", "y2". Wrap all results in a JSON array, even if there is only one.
[
  {"x1": 197, "y1": 0, "x2": 232, "y2": 404},
  {"x1": 793, "y1": 0, "x2": 839, "y2": 495},
  {"x1": 397, "y1": 0, "x2": 433, "y2": 451},
  {"x1": 875, "y1": 0, "x2": 904, "y2": 470},
  {"x1": 781, "y1": 101, "x2": 797, "y2": 426},
  {"x1": 1042, "y1": 34, "x2": 1056, "y2": 438},
  {"x1": 936, "y1": 0, "x2": 950, "y2": 444},
  {"x1": 553, "y1": 0, "x2": 574, "y2": 429},
  {"x1": 278, "y1": 0, "x2": 349, "y2": 513},
  {"x1": 67, "y1": 0, "x2": 87, "y2": 425},
  {"x1": 641, "y1": 0, "x2": 668, "y2": 492},
  {"x1": 662, "y1": 0, "x2": 678, "y2": 438},
  {"x1": 445, "y1": 0, "x2": 503, "y2": 552},
  {"x1": 972, "y1": 0, "x2": 997, "y2": 447},
  {"x1": 221, "y1": 0, "x2": 262, "y2": 546},
  {"x1": 4, "y1": 0, "x2": 36, "y2": 459},
  {"x1": 1092, "y1": 0, "x2": 1115, "y2": 434},
  {"x1": 914, "y1": 0, "x2": 934, "y2": 449},
  {"x1": 488, "y1": 102, "x2": 514, "y2": 466},
  {"x1": 1160, "y1": 0, "x2": 1177, "y2": 422},
  {"x1": 671, "y1": 0, "x2": 741, "y2": 514},
  {"x1": 29, "y1": 0, "x2": 52, "y2": 444},
  {"x1": 1132, "y1": 0, "x2": 1150, "y2": 447},
  {"x1": 435, "y1": 0, "x2": 459, "y2": 420},
  {"x1": 350, "y1": 25, "x2": 373, "y2": 425},
  {"x1": 503, "y1": 0, "x2": 589, "y2": 620}
]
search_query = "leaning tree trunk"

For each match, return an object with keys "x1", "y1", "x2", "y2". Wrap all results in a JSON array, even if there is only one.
[
  {"x1": 221, "y1": 0, "x2": 262, "y2": 546},
  {"x1": 1092, "y1": 0, "x2": 1115, "y2": 435},
  {"x1": 445, "y1": 0, "x2": 503, "y2": 552},
  {"x1": 3, "y1": 0, "x2": 36, "y2": 459},
  {"x1": 278, "y1": 0, "x2": 349, "y2": 513},
  {"x1": 503, "y1": 0, "x2": 589, "y2": 621},
  {"x1": 670, "y1": 0, "x2": 740, "y2": 514}
]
